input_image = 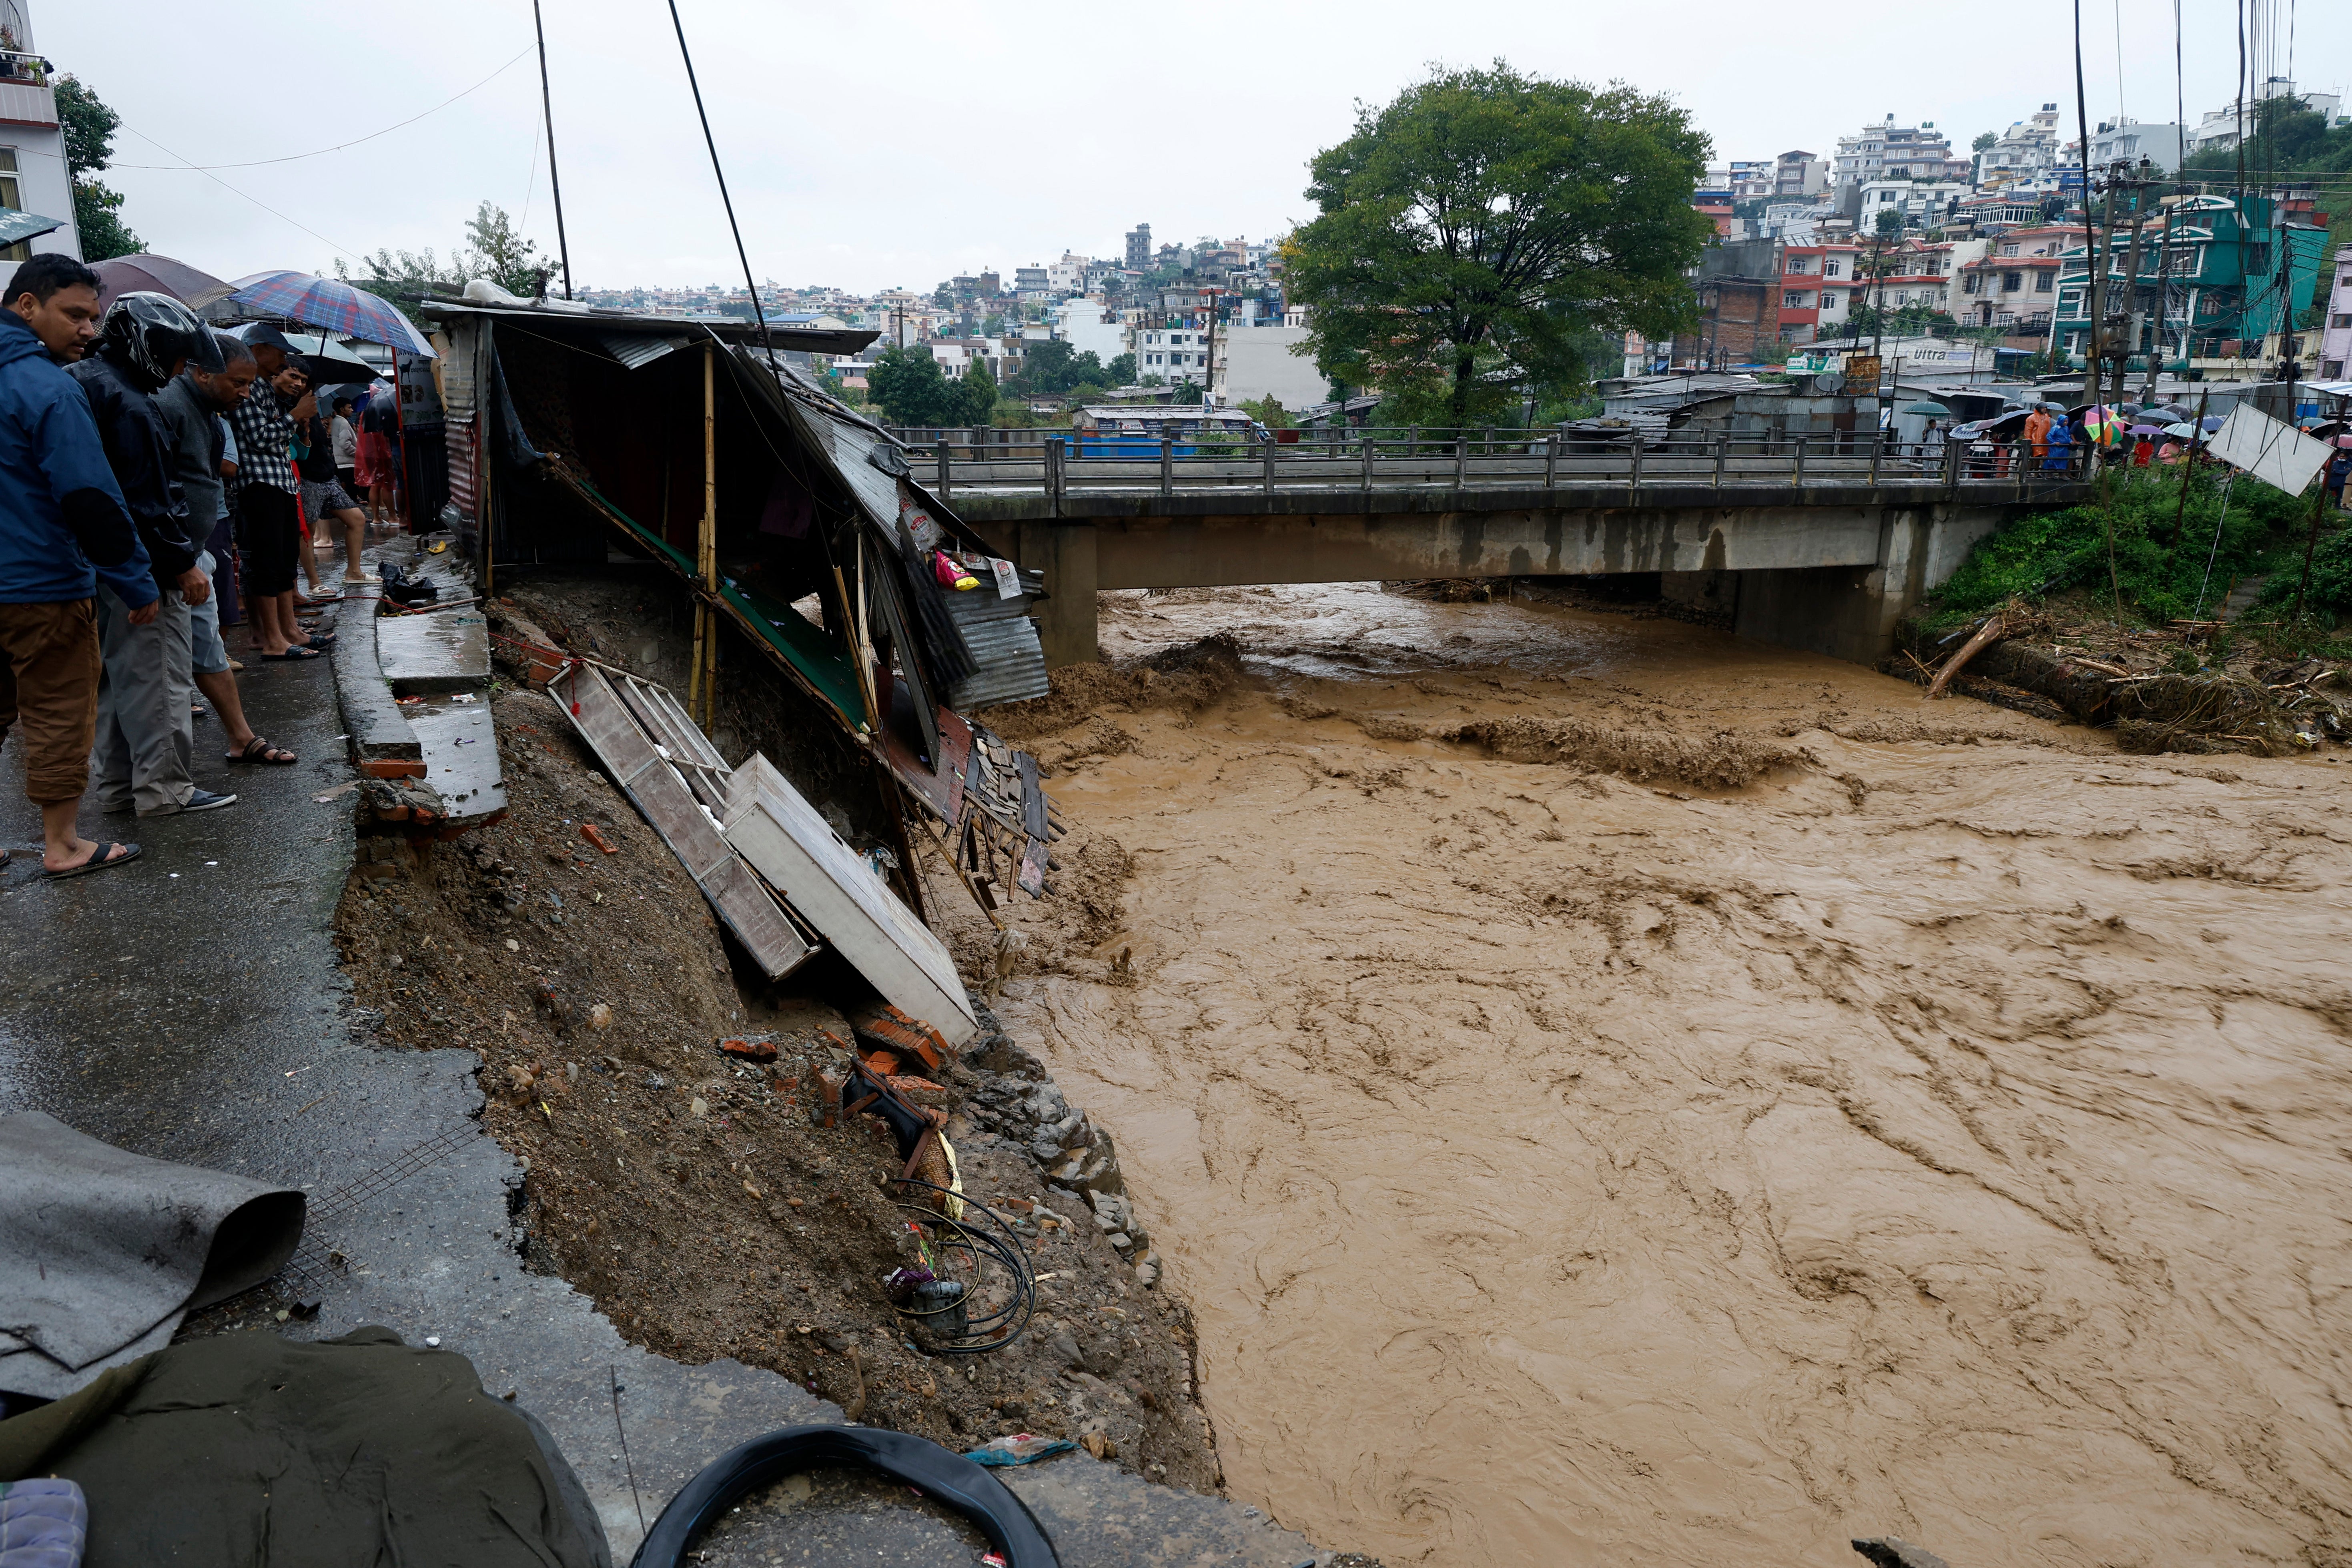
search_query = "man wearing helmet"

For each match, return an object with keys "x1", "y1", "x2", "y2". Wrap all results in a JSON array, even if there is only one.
[
  {"x1": 0, "y1": 255, "x2": 156, "y2": 876},
  {"x1": 66, "y1": 289, "x2": 239, "y2": 818}
]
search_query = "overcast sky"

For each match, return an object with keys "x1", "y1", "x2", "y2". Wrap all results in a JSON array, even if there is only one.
[{"x1": 43, "y1": 0, "x2": 2352, "y2": 295}]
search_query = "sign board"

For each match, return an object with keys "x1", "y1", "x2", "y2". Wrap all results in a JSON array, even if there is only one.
[
  {"x1": 1843, "y1": 355, "x2": 1882, "y2": 390},
  {"x1": 2205, "y1": 402, "x2": 2334, "y2": 497}
]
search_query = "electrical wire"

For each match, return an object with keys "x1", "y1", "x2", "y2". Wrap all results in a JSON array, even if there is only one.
[
  {"x1": 113, "y1": 47, "x2": 533, "y2": 170},
  {"x1": 664, "y1": 0, "x2": 775, "y2": 364},
  {"x1": 117, "y1": 123, "x2": 368, "y2": 261},
  {"x1": 885, "y1": 1177, "x2": 1038, "y2": 1356}
]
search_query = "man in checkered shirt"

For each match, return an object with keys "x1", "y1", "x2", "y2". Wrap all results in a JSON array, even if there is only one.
[{"x1": 224, "y1": 325, "x2": 317, "y2": 660}]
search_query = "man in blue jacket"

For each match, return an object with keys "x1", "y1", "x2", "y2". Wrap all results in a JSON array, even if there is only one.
[{"x1": 0, "y1": 255, "x2": 156, "y2": 876}]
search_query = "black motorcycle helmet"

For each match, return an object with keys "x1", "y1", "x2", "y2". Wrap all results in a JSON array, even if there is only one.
[{"x1": 98, "y1": 291, "x2": 227, "y2": 386}]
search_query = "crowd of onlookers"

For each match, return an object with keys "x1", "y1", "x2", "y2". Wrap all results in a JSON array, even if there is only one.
[{"x1": 0, "y1": 253, "x2": 404, "y2": 878}]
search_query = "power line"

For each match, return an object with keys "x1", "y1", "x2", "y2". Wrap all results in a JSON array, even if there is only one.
[
  {"x1": 114, "y1": 48, "x2": 532, "y2": 170},
  {"x1": 117, "y1": 123, "x2": 367, "y2": 261},
  {"x1": 664, "y1": 0, "x2": 773, "y2": 361}
]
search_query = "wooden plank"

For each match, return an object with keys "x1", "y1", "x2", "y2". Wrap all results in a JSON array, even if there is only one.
[
  {"x1": 557, "y1": 663, "x2": 812, "y2": 979},
  {"x1": 1016, "y1": 751, "x2": 1047, "y2": 839},
  {"x1": 1018, "y1": 836, "x2": 1047, "y2": 898},
  {"x1": 878, "y1": 675, "x2": 973, "y2": 825}
]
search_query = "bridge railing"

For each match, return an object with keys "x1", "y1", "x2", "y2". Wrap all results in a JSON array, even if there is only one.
[{"x1": 879, "y1": 426, "x2": 2098, "y2": 503}]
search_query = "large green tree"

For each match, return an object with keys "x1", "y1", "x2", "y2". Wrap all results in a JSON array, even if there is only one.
[
  {"x1": 55, "y1": 75, "x2": 141, "y2": 260},
  {"x1": 958, "y1": 358, "x2": 999, "y2": 425},
  {"x1": 868, "y1": 346, "x2": 963, "y2": 425},
  {"x1": 1285, "y1": 62, "x2": 1712, "y2": 427}
]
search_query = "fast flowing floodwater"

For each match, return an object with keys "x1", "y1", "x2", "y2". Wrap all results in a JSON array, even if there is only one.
[{"x1": 994, "y1": 583, "x2": 2352, "y2": 1567}]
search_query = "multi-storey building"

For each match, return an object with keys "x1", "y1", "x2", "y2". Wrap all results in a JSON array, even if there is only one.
[
  {"x1": 1858, "y1": 237, "x2": 1988, "y2": 319},
  {"x1": 2049, "y1": 194, "x2": 2331, "y2": 369},
  {"x1": 2087, "y1": 118, "x2": 2185, "y2": 173},
  {"x1": 1973, "y1": 104, "x2": 2065, "y2": 192},
  {"x1": 1833, "y1": 117, "x2": 1960, "y2": 186},
  {"x1": 1776, "y1": 243, "x2": 1863, "y2": 341},
  {"x1": 1773, "y1": 150, "x2": 1828, "y2": 198},
  {"x1": 2319, "y1": 245, "x2": 2352, "y2": 380},
  {"x1": 1952, "y1": 225, "x2": 2078, "y2": 333},
  {"x1": 2187, "y1": 78, "x2": 2343, "y2": 157},
  {"x1": 1125, "y1": 225, "x2": 1152, "y2": 270}
]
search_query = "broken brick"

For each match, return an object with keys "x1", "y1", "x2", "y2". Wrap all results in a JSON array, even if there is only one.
[
  {"x1": 718, "y1": 1035, "x2": 779, "y2": 1062},
  {"x1": 846, "y1": 1001, "x2": 948, "y2": 1073}
]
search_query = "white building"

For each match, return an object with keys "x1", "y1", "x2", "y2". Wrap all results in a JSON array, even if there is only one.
[
  {"x1": 2319, "y1": 244, "x2": 2352, "y2": 381},
  {"x1": 2188, "y1": 78, "x2": 2344, "y2": 157},
  {"x1": 2088, "y1": 117, "x2": 2185, "y2": 173},
  {"x1": 1210, "y1": 324, "x2": 1325, "y2": 412},
  {"x1": 1133, "y1": 324, "x2": 1211, "y2": 385},
  {"x1": 0, "y1": 5, "x2": 79, "y2": 262},
  {"x1": 1833, "y1": 116, "x2": 1959, "y2": 186},
  {"x1": 1053, "y1": 298, "x2": 1129, "y2": 366},
  {"x1": 1858, "y1": 179, "x2": 1969, "y2": 230},
  {"x1": 1974, "y1": 103, "x2": 2064, "y2": 191}
]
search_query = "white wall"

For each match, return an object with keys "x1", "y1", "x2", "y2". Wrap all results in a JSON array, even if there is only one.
[
  {"x1": 1054, "y1": 300, "x2": 1129, "y2": 366},
  {"x1": 1216, "y1": 324, "x2": 1325, "y2": 411},
  {"x1": 0, "y1": 98, "x2": 78, "y2": 259}
]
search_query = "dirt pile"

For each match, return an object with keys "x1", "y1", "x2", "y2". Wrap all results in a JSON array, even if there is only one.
[
  {"x1": 333, "y1": 688, "x2": 1218, "y2": 1488},
  {"x1": 980, "y1": 581, "x2": 2352, "y2": 1567}
]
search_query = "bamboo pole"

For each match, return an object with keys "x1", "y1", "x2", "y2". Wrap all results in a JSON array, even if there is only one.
[{"x1": 692, "y1": 341, "x2": 718, "y2": 727}]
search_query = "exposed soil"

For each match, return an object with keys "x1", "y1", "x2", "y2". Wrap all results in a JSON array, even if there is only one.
[
  {"x1": 333, "y1": 684, "x2": 1219, "y2": 1492},
  {"x1": 970, "y1": 582, "x2": 2352, "y2": 1568}
]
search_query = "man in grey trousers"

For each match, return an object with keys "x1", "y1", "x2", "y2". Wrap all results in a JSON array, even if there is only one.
[
  {"x1": 66, "y1": 293, "x2": 236, "y2": 817},
  {"x1": 156, "y1": 332, "x2": 296, "y2": 770}
]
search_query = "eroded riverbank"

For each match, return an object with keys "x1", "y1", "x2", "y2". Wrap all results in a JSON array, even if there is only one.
[{"x1": 981, "y1": 583, "x2": 2352, "y2": 1566}]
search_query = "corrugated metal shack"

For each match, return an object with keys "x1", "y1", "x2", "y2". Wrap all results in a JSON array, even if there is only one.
[{"x1": 423, "y1": 297, "x2": 1059, "y2": 925}]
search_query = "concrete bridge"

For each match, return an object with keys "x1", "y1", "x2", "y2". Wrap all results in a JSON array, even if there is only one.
[{"x1": 916, "y1": 433, "x2": 2094, "y2": 666}]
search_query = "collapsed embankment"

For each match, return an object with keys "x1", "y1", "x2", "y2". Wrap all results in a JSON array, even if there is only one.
[
  {"x1": 970, "y1": 582, "x2": 2352, "y2": 1568},
  {"x1": 331, "y1": 589, "x2": 1221, "y2": 1492}
]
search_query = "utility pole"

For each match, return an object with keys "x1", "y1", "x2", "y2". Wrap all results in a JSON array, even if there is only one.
[
  {"x1": 2080, "y1": 169, "x2": 2112, "y2": 425},
  {"x1": 2109, "y1": 162, "x2": 2151, "y2": 409},
  {"x1": 531, "y1": 0, "x2": 573, "y2": 298},
  {"x1": 2139, "y1": 182, "x2": 2177, "y2": 406}
]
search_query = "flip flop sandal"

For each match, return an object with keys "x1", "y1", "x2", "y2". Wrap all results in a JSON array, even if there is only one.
[
  {"x1": 42, "y1": 841, "x2": 139, "y2": 880},
  {"x1": 228, "y1": 736, "x2": 298, "y2": 765},
  {"x1": 305, "y1": 631, "x2": 338, "y2": 650},
  {"x1": 263, "y1": 646, "x2": 323, "y2": 661},
  {"x1": 190, "y1": 703, "x2": 207, "y2": 718}
]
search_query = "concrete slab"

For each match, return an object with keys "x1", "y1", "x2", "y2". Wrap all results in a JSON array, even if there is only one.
[
  {"x1": 379, "y1": 607, "x2": 491, "y2": 694},
  {"x1": 407, "y1": 696, "x2": 507, "y2": 825}
]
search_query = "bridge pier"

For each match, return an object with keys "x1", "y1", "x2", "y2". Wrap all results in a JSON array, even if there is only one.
[{"x1": 1018, "y1": 519, "x2": 1099, "y2": 666}]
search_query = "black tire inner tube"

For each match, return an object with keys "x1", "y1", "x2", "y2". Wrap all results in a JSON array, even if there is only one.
[{"x1": 628, "y1": 1423, "x2": 1061, "y2": 1568}]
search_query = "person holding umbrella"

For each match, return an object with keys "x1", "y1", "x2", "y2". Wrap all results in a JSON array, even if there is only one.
[
  {"x1": 64, "y1": 292, "x2": 238, "y2": 819},
  {"x1": 225, "y1": 324, "x2": 322, "y2": 660}
]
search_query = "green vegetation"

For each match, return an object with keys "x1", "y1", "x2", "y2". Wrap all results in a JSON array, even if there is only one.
[
  {"x1": 1925, "y1": 469, "x2": 2316, "y2": 630},
  {"x1": 56, "y1": 76, "x2": 140, "y2": 261},
  {"x1": 1237, "y1": 395, "x2": 1296, "y2": 429},
  {"x1": 1285, "y1": 61, "x2": 1712, "y2": 427}
]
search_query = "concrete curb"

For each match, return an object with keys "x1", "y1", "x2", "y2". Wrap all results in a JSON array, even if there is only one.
[{"x1": 332, "y1": 581, "x2": 425, "y2": 780}]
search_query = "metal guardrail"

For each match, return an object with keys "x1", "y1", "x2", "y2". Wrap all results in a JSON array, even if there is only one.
[{"x1": 880, "y1": 428, "x2": 2100, "y2": 508}]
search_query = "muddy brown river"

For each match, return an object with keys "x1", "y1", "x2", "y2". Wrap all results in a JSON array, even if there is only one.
[{"x1": 988, "y1": 583, "x2": 2352, "y2": 1566}]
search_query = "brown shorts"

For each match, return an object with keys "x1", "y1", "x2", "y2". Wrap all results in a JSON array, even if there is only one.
[{"x1": 0, "y1": 598, "x2": 102, "y2": 805}]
